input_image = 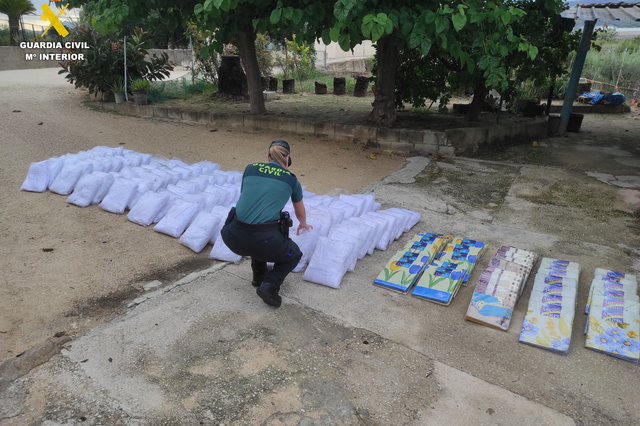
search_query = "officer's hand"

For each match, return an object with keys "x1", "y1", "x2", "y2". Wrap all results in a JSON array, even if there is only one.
[{"x1": 296, "y1": 223, "x2": 313, "y2": 235}]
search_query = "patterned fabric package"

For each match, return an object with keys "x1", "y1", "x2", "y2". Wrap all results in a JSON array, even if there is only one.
[
  {"x1": 374, "y1": 233, "x2": 450, "y2": 294},
  {"x1": 465, "y1": 267, "x2": 524, "y2": 330},
  {"x1": 411, "y1": 261, "x2": 467, "y2": 305},
  {"x1": 438, "y1": 238, "x2": 487, "y2": 283},
  {"x1": 585, "y1": 292, "x2": 639, "y2": 363}
]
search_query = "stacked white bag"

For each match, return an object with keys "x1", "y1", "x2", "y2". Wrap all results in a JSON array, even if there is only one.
[{"x1": 21, "y1": 148, "x2": 422, "y2": 288}]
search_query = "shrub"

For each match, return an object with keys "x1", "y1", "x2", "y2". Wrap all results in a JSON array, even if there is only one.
[
  {"x1": 274, "y1": 34, "x2": 315, "y2": 80},
  {"x1": 59, "y1": 26, "x2": 174, "y2": 97},
  {"x1": 131, "y1": 79, "x2": 151, "y2": 91}
]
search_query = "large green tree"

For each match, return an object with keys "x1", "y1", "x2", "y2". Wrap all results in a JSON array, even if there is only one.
[{"x1": 0, "y1": 0, "x2": 36, "y2": 46}]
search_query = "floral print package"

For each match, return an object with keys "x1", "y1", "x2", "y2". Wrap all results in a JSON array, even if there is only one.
[
  {"x1": 373, "y1": 233, "x2": 451, "y2": 294},
  {"x1": 585, "y1": 292, "x2": 639, "y2": 363},
  {"x1": 438, "y1": 238, "x2": 487, "y2": 284},
  {"x1": 411, "y1": 261, "x2": 467, "y2": 305},
  {"x1": 518, "y1": 274, "x2": 579, "y2": 355}
]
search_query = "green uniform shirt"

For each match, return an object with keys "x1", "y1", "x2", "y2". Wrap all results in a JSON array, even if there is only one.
[{"x1": 235, "y1": 161, "x2": 303, "y2": 224}]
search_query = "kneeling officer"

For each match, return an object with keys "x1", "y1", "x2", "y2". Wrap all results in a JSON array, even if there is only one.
[{"x1": 221, "y1": 140, "x2": 313, "y2": 307}]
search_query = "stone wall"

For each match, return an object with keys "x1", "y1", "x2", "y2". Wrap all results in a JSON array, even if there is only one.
[
  {"x1": 0, "y1": 47, "x2": 64, "y2": 71},
  {"x1": 97, "y1": 102, "x2": 549, "y2": 157}
]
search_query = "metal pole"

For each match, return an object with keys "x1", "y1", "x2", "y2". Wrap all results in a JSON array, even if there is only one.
[
  {"x1": 545, "y1": 84, "x2": 554, "y2": 116},
  {"x1": 190, "y1": 35, "x2": 194, "y2": 84},
  {"x1": 558, "y1": 19, "x2": 596, "y2": 135},
  {"x1": 124, "y1": 36, "x2": 128, "y2": 101}
]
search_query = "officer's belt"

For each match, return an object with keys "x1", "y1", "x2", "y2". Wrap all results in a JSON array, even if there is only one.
[{"x1": 233, "y1": 217, "x2": 281, "y2": 231}]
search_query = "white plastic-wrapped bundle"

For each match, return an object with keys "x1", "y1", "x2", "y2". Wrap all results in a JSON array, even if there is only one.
[
  {"x1": 306, "y1": 208, "x2": 333, "y2": 237},
  {"x1": 327, "y1": 225, "x2": 364, "y2": 271},
  {"x1": 153, "y1": 189, "x2": 179, "y2": 223},
  {"x1": 175, "y1": 179, "x2": 200, "y2": 194},
  {"x1": 353, "y1": 193, "x2": 376, "y2": 214},
  {"x1": 122, "y1": 153, "x2": 142, "y2": 168},
  {"x1": 226, "y1": 171, "x2": 243, "y2": 184},
  {"x1": 179, "y1": 211, "x2": 222, "y2": 253},
  {"x1": 181, "y1": 193, "x2": 207, "y2": 211},
  {"x1": 47, "y1": 157, "x2": 66, "y2": 187},
  {"x1": 21, "y1": 159, "x2": 50, "y2": 192},
  {"x1": 303, "y1": 236, "x2": 357, "y2": 288},
  {"x1": 210, "y1": 185, "x2": 233, "y2": 206},
  {"x1": 66, "y1": 173, "x2": 105, "y2": 207},
  {"x1": 212, "y1": 171, "x2": 229, "y2": 185},
  {"x1": 166, "y1": 184, "x2": 191, "y2": 197},
  {"x1": 339, "y1": 194, "x2": 367, "y2": 217},
  {"x1": 127, "y1": 179, "x2": 153, "y2": 210},
  {"x1": 200, "y1": 190, "x2": 222, "y2": 210},
  {"x1": 191, "y1": 176, "x2": 210, "y2": 192},
  {"x1": 109, "y1": 156, "x2": 124, "y2": 173},
  {"x1": 342, "y1": 218, "x2": 376, "y2": 256},
  {"x1": 91, "y1": 172, "x2": 115, "y2": 204},
  {"x1": 154, "y1": 198, "x2": 202, "y2": 238},
  {"x1": 128, "y1": 191, "x2": 170, "y2": 226},
  {"x1": 372, "y1": 201, "x2": 382, "y2": 212},
  {"x1": 172, "y1": 166, "x2": 192, "y2": 180},
  {"x1": 376, "y1": 210, "x2": 405, "y2": 240},
  {"x1": 49, "y1": 163, "x2": 89, "y2": 195},
  {"x1": 209, "y1": 206, "x2": 231, "y2": 244},
  {"x1": 224, "y1": 185, "x2": 241, "y2": 205},
  {"x1": 197, "y1": 161, "x2": 220, "y2": 174},
  {"x1": 117, "y1": 167, "x2": 136, "y2": 180},
  {"x1": 99, "y1": 178, "x2": 139, "y2": 214},
  {"x1": 87, "y1": 159, "x2": 105, "y2": 173},
  {"x1": 328, "y1": 198, "x2": 357, "y2": 219},
  {"x1": 387, "y1": 207, "x2": 421, "y2": 231},
  {"x1": 187, "y1": 163, "x2": 203, "y2": 177},
  {"x1": 209, "y1": 237, "x2": 242, "y2": 263},
  {"x1": 363, "y1": 212, "x2": 394, "y2": 250},
  {"x1": 348, "y1": 216, "x2": 383, "y2": 254},
  {"x1": 291, "y1": 227, "x2": 321, "y2": 273}
]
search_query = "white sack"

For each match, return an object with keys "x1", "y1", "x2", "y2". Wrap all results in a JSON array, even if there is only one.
[
  {"x1": 127, "y1": 179, "x2": 153, "y2": 210},
  {"x1": 91, "y1": 172, "x2": 114, "y2": 204},
  {"x1": 327, "y1": 227, "x2": 362, "y2": 271},
  {"x1": 179, "y1": 211, "x2": 222, "y2": 253},
  {"x1": 49, "y1": 163, "x2": 88, "y2": 195},
  {"x1": 176, "y1": 179, "x2": 200, "y2": 194},
  {"x1": 291, "y1": 227, "x2": 321, "y2": 273},
  {"x1": 328, "y1": 198, "x2": 357, "y2": 219},
  {"x1": 128, "y1": 191, "x2": 170, "y2": 226},
  {"x1": 387, "y1": 208, "x2": 421, "y2": 232},
  {"x1": 363, "y1": 212, "x2": 393, "y2": 250},
  {"x1": 154, "y1": 198, "x2": 202, "y2": 238},
  {"x1": 353, "y1": 193, "x2": 376, "y2": 214},
  {"x1": 208, "y1": 206, "x2": 231, "y2": 244},
  {"x1": 66, "y1": 174, "x2": 104, "y2": 207},
  {"x1": 47, "y1": 157, "x2": 66, "y2": 187},
  {"x1": 21, "y1": 160, "x2": 50, "y2": 192},
  {"x1": 99, "y1": 178, "x2": 138, "y2": 214},
  {"x1": 302, "y1": 236, "x2": 356, "y2": 288},
  {"x1": 209, "y1": 237, "x2": 242, "y2": 263},
  {"x1": 376, "y1": 210, "x2": 405, "y2": 240},
  {"x1": 339, "y1": 194, "x2": 366, "y2": 217},
  {"x1": 153, "y1": 189, "x2": 179, "y2": 223}
]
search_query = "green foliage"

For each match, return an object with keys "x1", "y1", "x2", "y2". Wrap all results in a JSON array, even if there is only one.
[
  {"x1": 0, "y1": 0, "x2": 36, "y2": 46},
  {"x1": 58, "y1": 26, "x2": 174, "y2": 96},
  {"x1": 0, "y1": 24, "x2": 10, "y2": 46},
  {"x1": 146, "y1": 78, "x2": 211, "y2": 103},
  {"x1": 274, "y1": 33, "x2": 316, "y2": 80},
  {"x1": 110, "y1": 76, "x2": 126, "y2": 93},
  {"x1": 583, "y1": 41, "x2": 640, "y2": 98},
  {"x1": 394, "y1": 46, "x2": 450, "y2": 112},
  {"x1": 255, "y1": 32, "x2": 274, "y2": 76},
  {"x1": 131, "y1": 78, "x2": 151, "y2": 91}
]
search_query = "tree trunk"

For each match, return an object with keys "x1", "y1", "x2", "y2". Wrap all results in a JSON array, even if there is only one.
[
  {"x1": 232, "y1": 25, "x2": 266, "y2": 115},
  {"x1": 465, "y1": 82, "x2": 486, "y2": 122},
  {"x1": 367, "y1": 36, "x2": 397, "y2": 127},
  {"x1": 8, "y1": 15, "x2": 20, "y2": 46}
]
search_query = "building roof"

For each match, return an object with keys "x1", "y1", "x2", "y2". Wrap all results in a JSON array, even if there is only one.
[{"x1": 562, "y1": 3, "x2": 640, "y2": 22}]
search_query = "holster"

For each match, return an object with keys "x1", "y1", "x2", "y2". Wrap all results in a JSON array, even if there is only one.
[{"x1": 279, "y1": 211, "x2": 292, "y2": 238}]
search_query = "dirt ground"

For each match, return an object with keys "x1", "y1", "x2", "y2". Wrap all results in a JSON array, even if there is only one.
[
  {"x1": 0, "y1": 82, "x2": 406, "y2": 366},
  {"x1": 1, "y1": 69, "x2": 640, "y2": 426}
]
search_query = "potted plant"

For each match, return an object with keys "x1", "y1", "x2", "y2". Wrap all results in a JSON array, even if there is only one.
[
  {"x1": 110, "y1": 77, "x2": 127, "y2": 104},
  {"x1": 131, "y1": 79, "x2": 151, "y2": 105}
]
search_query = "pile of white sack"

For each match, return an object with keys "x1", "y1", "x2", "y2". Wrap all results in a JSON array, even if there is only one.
[{"x1": 21, "y1": 147, "x2": 421, "y2": 289}]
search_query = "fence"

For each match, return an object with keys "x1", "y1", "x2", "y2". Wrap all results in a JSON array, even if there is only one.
[
  {"x1": 0, "y1": 18, "x2": 65, "y2": 45},
  {"x1": 587, "y1": 78, "x2": 640, "y2": 101}
]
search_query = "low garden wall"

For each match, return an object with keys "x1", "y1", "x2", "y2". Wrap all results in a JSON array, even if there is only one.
[{"x1": 97, "y1": 102, "x2": 548, "y2": 156}]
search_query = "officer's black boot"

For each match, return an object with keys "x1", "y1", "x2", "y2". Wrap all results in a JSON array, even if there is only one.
[
  {"x1": 251, "y1": 259, "x2": 267, "y2": 288},
  {"x1": 256, "y1": 282, "x2": 282, "y2": 308}
]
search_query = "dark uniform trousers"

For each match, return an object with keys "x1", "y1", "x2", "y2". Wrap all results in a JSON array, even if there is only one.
[{"x1": 221, "y1": 221, "x2": 302, "y2": 288}]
